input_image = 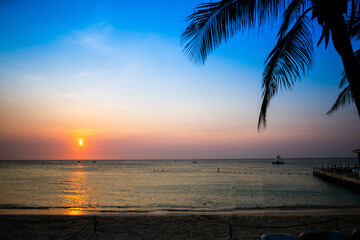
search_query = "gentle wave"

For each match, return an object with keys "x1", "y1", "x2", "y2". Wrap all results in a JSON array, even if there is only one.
[{"x1": 1, "y1": 204, "x2": 358, "y2": 213}]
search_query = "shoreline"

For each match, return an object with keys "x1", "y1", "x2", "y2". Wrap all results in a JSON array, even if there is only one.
[
  {"x1": 1, "y1": 211, "x2": 360, "y2": 239},
  {"x1": 1, "y1": 207, "x2": 360, "y2": 216}
]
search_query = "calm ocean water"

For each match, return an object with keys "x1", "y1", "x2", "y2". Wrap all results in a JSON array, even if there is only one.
[{"x1": 0, "y1": 158, "x2": 359, "y2": 215}]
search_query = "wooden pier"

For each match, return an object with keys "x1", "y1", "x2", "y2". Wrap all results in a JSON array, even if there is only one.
[{"x1": 313, "y1": 168, "x2": 360, "y2": 193}]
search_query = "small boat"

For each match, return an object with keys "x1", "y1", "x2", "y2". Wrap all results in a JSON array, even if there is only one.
[
  {"x1": 272, "y1": 155, "x2": 284, "y2": 164},
  {"x1": 193, "y1": 161, "x2": 197, "y2": 163}
]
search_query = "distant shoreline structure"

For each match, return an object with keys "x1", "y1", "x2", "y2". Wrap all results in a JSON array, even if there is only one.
[{"x1": 313, "y1": 166, "x2": 360, "y2": 193}]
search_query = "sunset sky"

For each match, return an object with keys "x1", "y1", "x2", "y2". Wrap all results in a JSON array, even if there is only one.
[{"x1": 0, "y1": 0, "x2": 359, "y2": 160}]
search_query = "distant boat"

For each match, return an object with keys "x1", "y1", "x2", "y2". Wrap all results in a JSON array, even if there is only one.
[
  {"x1": 272, "y1": 155, "x2": 284, "y2": 164},
  {"x1": 93, "y1": 161, "x2": 96, "y2": 163},
  {"x1": 193, "y1": 161, "x2": 197, "y2": 163}
]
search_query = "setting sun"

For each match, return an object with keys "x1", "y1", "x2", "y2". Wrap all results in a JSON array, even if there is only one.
[{"x1": 77, "y1": 139, "x2": 84, "y2": 146}]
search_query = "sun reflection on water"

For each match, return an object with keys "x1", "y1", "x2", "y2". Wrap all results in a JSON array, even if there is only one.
[{"x1": 61, "y1": 162, "x2": 98, "y2": 215}]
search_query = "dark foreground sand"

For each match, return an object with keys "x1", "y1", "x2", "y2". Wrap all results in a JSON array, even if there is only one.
[{"x1": 1, "y1": 209, "x2": 360, "y2": 239}]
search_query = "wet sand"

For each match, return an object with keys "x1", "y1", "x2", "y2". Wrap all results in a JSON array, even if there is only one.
[{"x1": 1, "y1": 209, "x2": 360, "y2": 239}]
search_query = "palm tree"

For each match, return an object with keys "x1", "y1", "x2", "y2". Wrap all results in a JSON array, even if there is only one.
[
  {"x1": 181, "y1": 0, "x2": 360, "y2": 130},
  {"x1": 327, "y1": 49, "x2": 360, "y2": 115}
]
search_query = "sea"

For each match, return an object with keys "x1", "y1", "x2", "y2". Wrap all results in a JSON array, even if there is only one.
[{"x1": 0, "y1": 158, "x2": 360, "y2": 215}]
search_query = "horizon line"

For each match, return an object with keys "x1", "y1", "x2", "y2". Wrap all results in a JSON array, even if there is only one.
[{"x1": 0, "y1": 157, "x2": 357, "y2": 161}]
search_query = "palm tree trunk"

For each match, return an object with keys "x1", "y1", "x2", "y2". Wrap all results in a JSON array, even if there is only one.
[{"x1": 330, "y1": 11, "x2": 360, "y2": 118}]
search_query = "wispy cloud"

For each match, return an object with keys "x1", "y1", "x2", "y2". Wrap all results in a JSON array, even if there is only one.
[{"x1": 64, "y1": 23, "x2": 115, "y2": 53}]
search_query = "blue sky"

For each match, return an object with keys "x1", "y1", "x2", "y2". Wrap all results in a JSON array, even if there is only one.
[{"x1": 0, "y1": 0, "x2": 359, "y2": 159}]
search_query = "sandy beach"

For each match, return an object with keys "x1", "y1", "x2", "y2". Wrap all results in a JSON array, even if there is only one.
[{"x1": 1, "y1": 209, "x2": 360, "y2": 240}]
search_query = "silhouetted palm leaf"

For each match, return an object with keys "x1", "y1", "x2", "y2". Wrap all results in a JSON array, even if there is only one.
[
  {"x1": 348, "y1": 0, "x2": 358, "y2": 32},
  {"x1": 339, "y1": 72, "x2": 348, "y2": 89},
  {"x1": 182, "y1": 0, "x2": 360, "y2": 129},
  {"x1": 348, "y1": 3, "x2": 360, "y2": 39},
  {"x1": 327, "y1": 86, "x2": 353, "y2": 115},
  {"x1": 258, "y1": 13, "x2": 314, "y2": 129},
  {"x1": 181, "y1": 0, "x2": 286, "y2": 64},
  {"x1": 327, "y1": 49, "x2": 360, "y2": 115},
  {"x1": 277, "y1": 0, "x2": 311, "y2": 38}
]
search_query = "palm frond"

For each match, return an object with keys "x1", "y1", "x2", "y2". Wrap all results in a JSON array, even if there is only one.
[
  {"x1": 339, "y1": 72, "x2": 348, "y2": 88},
  {"x1": 327, "y1": 49, "x2": 359, "y2": 115},
  {"x1": 278, "y1": 0, "x2": 311, "y2": 39},
  {"x1": 348, "y1": 0, "x2": 356, "y2": 32},
  {"x1": 348, "y1": 7, "x2": 360, "y2": 39},
  {"x1": 181, "y1": 0, "x2": 287, "y2": 65},
  {"x1": 327, "y1": 86, "x2": 354, "y2": 115},
  {"x1": 258, "y1": 13, "x2": 314, "y2": 129},
  {"x1": 316, "y1": 24, "x2": 330, "y2": 48},
  {"x1": 312, "y1": 0, "x2": 347, "y2": 48},
  {"x1": 256, "y1": 0, "x2": 288, "y2": 22}
]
